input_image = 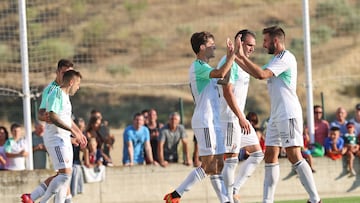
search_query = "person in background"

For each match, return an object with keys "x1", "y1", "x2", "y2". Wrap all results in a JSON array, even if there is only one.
[
  {"x1": 146, "y1": 108, "x2": 163, "y2": 164},
  {"x1": 76, "y1": 117, "x2": 86, "y2": 134},
  {"x1": 313, "y1": 105, "x2": 329, "y2": 147},
  {"x1": 4, "y1": 123, "x2": 28, "y2": 171},
  {"x1": 349, "y1": 103, "x2": 360, "y2": 136},
  {"x1": 32, "y1": 121, "x2": 47, "y2": 169},
  {"x1": 122, "y1": 113, "x2": 154, "y2": 166},
  {"x1": 158, "y1": 112, "x2": 192, "y2": 167},
  {"x1": 342, "y1": 122, "x2": 359, "y2": 176},
  {"x1": 247, "y1": 111, "x2": 266, "y2": 153},
  {"x1": 90, "y1": 109, "x2": 114, "y2": 166},
  {"x1": 83, "y1": 137, "x2": 104, "y2": 168},
  {"x1": 85, "y1": 115, "x2": 112, "y2": 166},
  {"x1": 330, "y1": 107, "x2": 348, "y2": 136},
  {"x1": 0, "y1": 126, "x2": 9, "y2": 170},
  {"x1": 324, "y1": 126, "x2": 345, "y2": 161},
  {"x1": 141, "y1": 109, "x2": 150, "y2": 126},
  {"x1": 302, "y1": 126, "x2": 316, "y2": 173},
  {"x1": 70, "y1": 117, "x2": 86, "y2": 197}
]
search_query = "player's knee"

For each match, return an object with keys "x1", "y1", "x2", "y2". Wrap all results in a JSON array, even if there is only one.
[
  {"x1": 202, "y1": 161, "x2": 222, "y2": 175},
  {"x1": 58, "y1": 173, "x2": 72, "y2": 184},
  {"x1": 250, "y1": 150, "x2": 264, "y2": 164}
]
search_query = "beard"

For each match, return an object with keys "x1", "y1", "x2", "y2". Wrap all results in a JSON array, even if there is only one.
[{"x1": 268, "y1": 42, "x2": 275, "y2": 54}]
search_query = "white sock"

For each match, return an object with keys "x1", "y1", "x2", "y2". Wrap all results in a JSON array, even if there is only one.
[
  {"x1": 222, "y1": 157, "x2": 238, "y2": 202},
  {"x1": 175, "y1": 167, "x2": 206, "y2": 196},
  {"x1": 55, "y1": 184, "x2": 69, "y2": 203},
  {"x1": 64, "y1": 194, "x2": 72, "y2": 203},
  {"x1": 263, "y1": 163, "x2": 280, "y2": 203},
  {"x1": 234, "y1": 151, "x2": 264, "y2": 194},
  {"x1": 30, "y1": 182, "x2": 47, "y2": 201},
  {"x1": 39, "y1": 173, "x2": 71, "y2": 203},
  {"x1": 294, "y1": 159, "x2": 320, "y2": 202},
  {"x1": 210, "y1": 174, "x2": 229, "y2": 203}
]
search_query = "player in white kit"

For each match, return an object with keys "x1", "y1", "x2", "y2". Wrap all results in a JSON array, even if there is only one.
[
  {"x1": 164, "y1": 32, "x2": 241, "y2": 203},
  {"x1": 39, "y1": 70, "x2": 85, "y2": 203},
  {"x1": 236, "y1": 26, "x2": 321, "y2": 203},
  {"x1": 217, "y1": 29, "x2": 264, "y2": 203}
]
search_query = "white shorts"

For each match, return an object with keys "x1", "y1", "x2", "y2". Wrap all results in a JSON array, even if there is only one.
[
  {"x1": 265, "y1": 118, "x2": 304, "y2": 148},
  {"x1": 45, "y1": 136, "x2": 73, "y2": 170},
  {"x1": 221, "y1": 121, "x2": 260, "y2": 153},
  {"x1": 193, "y1": 127, "x2": 225, "y2": 156}
]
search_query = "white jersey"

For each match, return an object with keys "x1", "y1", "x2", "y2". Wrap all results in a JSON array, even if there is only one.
[
  {"x1": 217, "y1": 55, "x2": 250, "y2": 122},
  {"x1": 189, "y1": 59, "x2": 220, "y2": 128},
  {"x1": 4, "y1": 137, "x2": 28, "y2": 170},
  {"x1": 44, "y1": 86, "x2": 72, "y2": 146},
  {"x1": 265, "y1": 50, "x2": 302, "y2": 122}
]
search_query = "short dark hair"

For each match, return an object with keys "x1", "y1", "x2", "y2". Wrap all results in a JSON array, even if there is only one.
[
  {"x1": 133, "y1": 112, "x2": 143, "y2": 120},
  {"x1": 190, "y1": 31, "x2": 214, "y2": 54},
  {"x1": 313, "y1": 105, "x2": 322, "y2": 111},
  {"x1": 57, "y1": 59, "x2": 74, "y2": 71},
  {"x1": 10, "y1": 122, "x2": 21, "y2": 132},
  {"x1": 246, "y1": 111, "x2": 259, "y2": 125},
  {"x1": 330, "y1": 126, "x2": 340, "y2": 132},
  {"x1": 263, "y1": 26, "x2": 285, "y2": 40},
  {"x1": 235, "y1": 29, "x2": 256, "y2": 42},
  {"x1": 63, "y1": 69, "x2": 82, "y2": 84},
  {"x1": 0, "y1": 126, "x2": 9, "y2": 140}
]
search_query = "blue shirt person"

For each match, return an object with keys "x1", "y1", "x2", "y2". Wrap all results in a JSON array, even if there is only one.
[{"x1": 122, "y1": 113, "x2": 154, "y2": 166}]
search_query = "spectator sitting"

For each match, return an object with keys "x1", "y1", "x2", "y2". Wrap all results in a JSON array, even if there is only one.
[
  {"x1": 122, "y1": 113, "x2": 155, "y2": 166},
  {"x1": 90, "y1": 109, "x2": 115, "y2": 166},
  {"x1": 330, "y1": 107, "x2": 348, "y2": 136},
  {"x1": 349, "y1": 103, "x2": 360, "y2": 135},
  {"x1": 158, "y1": 112, "x2": 192, "y2": 167},
  {"x1": 71, "y1": 117, "x2": 86, "y2": 197},
  {"x1": 85, "y1": 116, "x2": 112, "y2": 166},
  {"x1": 141, "y1": 109, "x2": 150, "y2": 126},
  {"x1": 247, "y1": 111, "x2": 266, "y2": 153},
  {"x1": 82, "y1": 137, "x2": 106, "y2": 183},
  {"x1": 146, "y1": 108, "x2": 163, "y2": 164},
  {"x1": 32, "y1": 121, "x2": 47, "y2": 169},
  {"x1": 4, "y1": 123, "x2": 28, "y2": 170},
  {"x1": 342, "y1": 122, "x2": 359, "y2": 176},
  {"x1": 302, "y1": 126, "x2": 316, "y2": 173},
  {"x1": 0, "y1": 126, "x2": 9, "y2": 170},
  {"x1": 324, "y1": 126, "x2": 345, "y2": 160},
  {"x1": 313, "y1": 105, "x2": 329, "y2": 147},
  {"x1": 84, "y1": 137, "x2": 104, "y2": 168}
]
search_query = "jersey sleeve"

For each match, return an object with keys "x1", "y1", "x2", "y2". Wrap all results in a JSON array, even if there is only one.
[
  {"x1": 46, "y1": 87, "x2": 62, "y2": 114},
  {"x1": 3, "y1": 139, "x2": 12, "y2": 153},
  {"x1": 266, "y1": 56, "x2": 288, "y2": 77},
  {"x1": 195, "y1": 60, "x2": 213, "y2": 80}
]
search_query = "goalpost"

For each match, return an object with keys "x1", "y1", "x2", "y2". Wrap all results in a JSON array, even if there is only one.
[
  {"x1": 18, "y1": 0, "x2": 33, "y2": 170},
  {"x1": 302, "y1": 0, "x2": 315, "y2": 144}
]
